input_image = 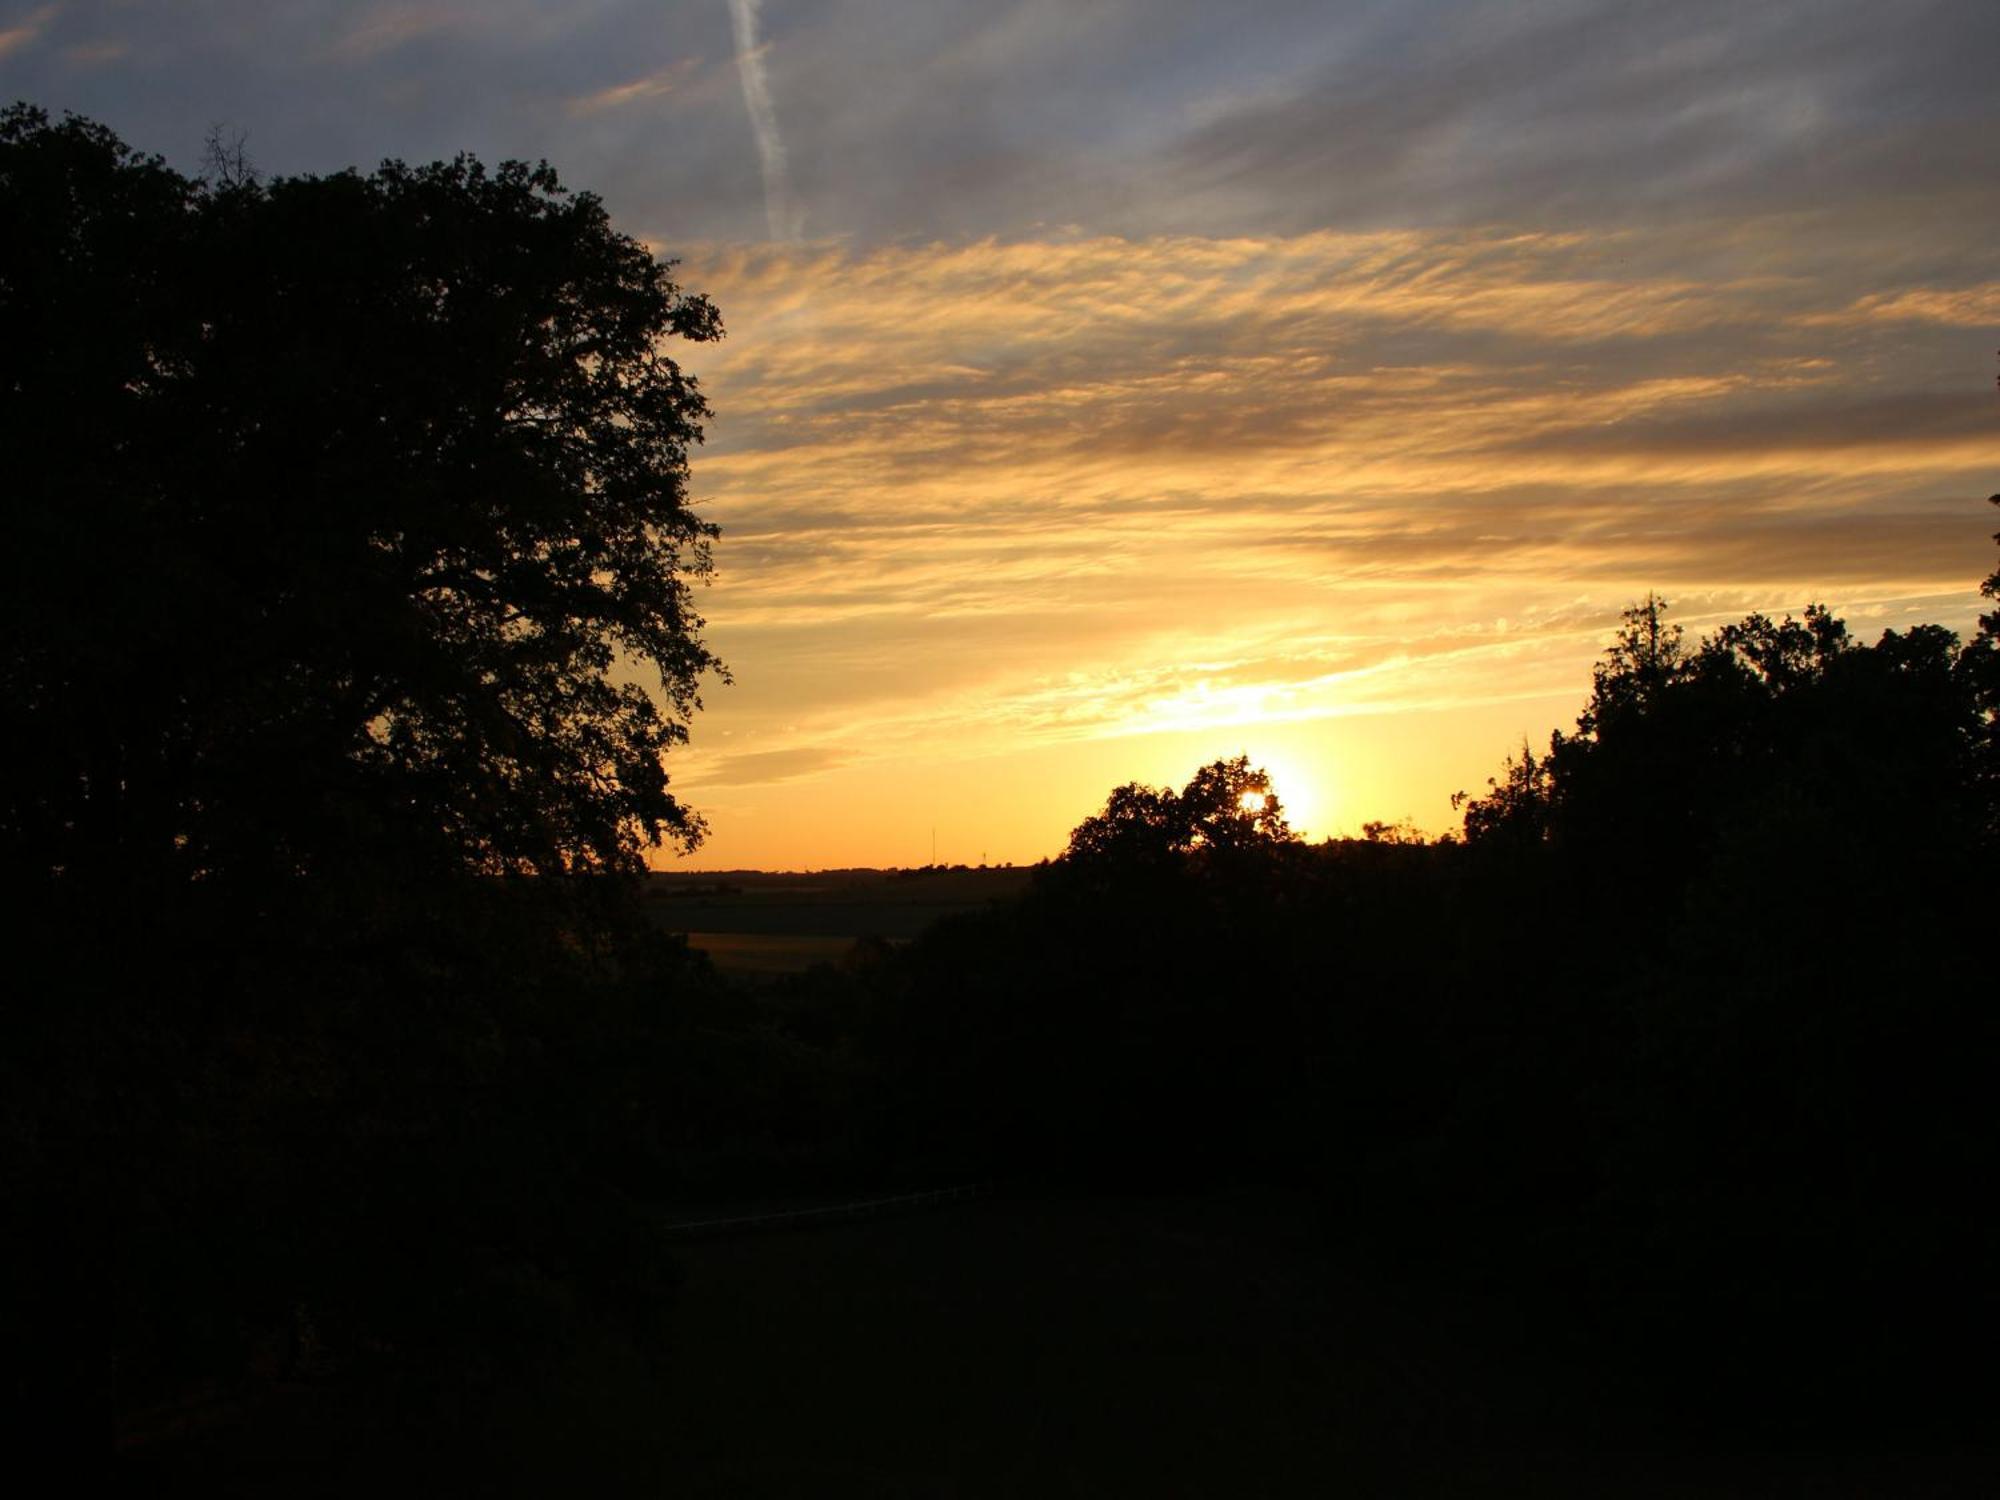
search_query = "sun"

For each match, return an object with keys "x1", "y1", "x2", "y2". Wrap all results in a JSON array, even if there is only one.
[{"x1": 1233, "y1": 749, "x2": 1322, "y2": 834}]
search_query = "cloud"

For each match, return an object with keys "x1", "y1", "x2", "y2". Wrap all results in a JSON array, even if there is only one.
[
  {"x1": 690, "y1": 745, "x2": 852, "y2": 786},
  {"x1": 1807, "y1": 284, "x2": 2000, "y2": 327},
  {"x1": 4, "y1": 0, "x2": 1990, "y2": 863},
  {"x1": 1157, "y1": 0, "x2": 2000, "y2": 238},
  {"x1": 569, "y1": 57, "x2": 703, "y2": 115},
  {"x1": 682, "y1": 228, "x2": 1981, "y2": 518},
  {"x1": 325, "y1": 4, "x2": 463, "y2": 63},
  {"x1": 1497, "y1": 392, "x2": 1995, "y2": 461},
  {"x1": 60, "y1": 38, "x2": 124, "y2": 65},
  {"x1": 726, "y1": 0, "x2": 801, "y2": 241},
  {"x1": 661, "y1": 219, "x2": 1994, "y2": 819},
  {"x1": 0, "y1": 4, "x2": 60, "y2": 60},
  {"x1": 11, "y1": 3, "x2": 1994, "y2": 252}
]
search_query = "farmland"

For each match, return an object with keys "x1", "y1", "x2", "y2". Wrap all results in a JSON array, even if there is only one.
[{"x1": 645, "y1": 866, "x2": 1034, "y2": 978}]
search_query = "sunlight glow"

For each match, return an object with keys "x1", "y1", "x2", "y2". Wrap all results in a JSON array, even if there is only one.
[
  {"x1": 1245, "y1": 751, "x2": 1307, "y2": 828},
  {"x1": 656, "y1": 229, "x2": 1990, "y2": 869}
]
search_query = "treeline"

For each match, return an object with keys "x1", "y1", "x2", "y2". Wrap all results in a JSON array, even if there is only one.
[
  {"x1": 757, "y1": 539, "x2": 1999, "y2": 1440},
  {"x1": 7, "y1": 101, "x2": 1995, "y2": 1463},
  {"x1": 14, "y1": 559, "x2": 1994, "y2": 1457}
]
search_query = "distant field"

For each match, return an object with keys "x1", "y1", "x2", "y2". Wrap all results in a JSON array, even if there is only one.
[
  {"x1": 674, "y1": 931, "x2": 874, "y2": 978},
  {"x1": 647, "y1": 866, "x2": 1033, "y2": 978}
]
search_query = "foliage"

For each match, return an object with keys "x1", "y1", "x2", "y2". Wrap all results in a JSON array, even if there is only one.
[
  {"x1": 1061, "y1": 755, "x2": 1294, "y2": 869},
  {"x1": 840, "y1": 544, "x2": 1999, "y2": 1440},
  {"x1": 0, "y1": 106, "x2": 737, "y2": 1457},
  {"x1": 1454, "y1": 591, "x2": 1990, "y2": 896},
  {"x1": 1, "y1": 104, "x2": 724, "y2": 885},
  {"x1": 9, "y1": 100, "x2": 1996, "y2": 1468},
  {"x1": 1969, "y1": 495, "x2": 2000, "y2": 840},
  {"x1": 1452, "y1": 737, "x2": 1557, "y2": 846},
  {"x1": 1983, "y1": 494, "x2": 2000, "y2": 638}
]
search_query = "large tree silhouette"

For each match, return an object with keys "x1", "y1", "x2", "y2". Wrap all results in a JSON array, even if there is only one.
[
  {"x1": 3, "y1": 108, "x2": 741, "y2": 1456},
  {"x1": 1, "y1": 105, "x2": 724, "y2": 886},
  {"x1": 1061, "y1": 754, "x2": 1293, "y2": 870}
]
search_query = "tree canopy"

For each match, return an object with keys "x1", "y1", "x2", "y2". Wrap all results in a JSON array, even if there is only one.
[
  {"x1": 1454, "y1": 585, "x2": 1996, "y2": 892},
  {"x1": 1, "y1": 105, "x2": 725, "y2": 885},
  {"x1": 1061, "y1": 754, "x2": 1293, "y2": 870}
]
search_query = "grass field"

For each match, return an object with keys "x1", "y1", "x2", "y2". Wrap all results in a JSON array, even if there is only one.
[
  {"x1": 519, "y1": 1192, "x2": 2000, "y2": 1496},
  {"x1": 675, "y1": 930, "x2": 876, "y2": 977},
  {"x1": 648, "y1": 866, "x2": 1033, "y2": 979},
  {"x1": 121, "y1": 1189, "x2": 1996, "y2": 1496}
]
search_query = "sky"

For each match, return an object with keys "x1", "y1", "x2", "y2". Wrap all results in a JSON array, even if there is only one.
[{"x1": 6, "y1": 0, "x2": 1997, "y2": 868}]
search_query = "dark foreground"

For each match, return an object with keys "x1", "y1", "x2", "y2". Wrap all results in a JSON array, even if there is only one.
[
  {"x1": 646, "y1": 866, "x2": 1035, "y2": 980},
  {"x1": 120, "y1": 1190, "x2": 1996, "y2": 1498}
]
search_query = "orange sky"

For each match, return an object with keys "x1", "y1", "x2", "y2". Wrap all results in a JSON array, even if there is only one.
[
  {"x1": 653, "y1": 229, "x2": 1994, "y2": 867},
  {"x1": 13, "y1": 0, "x2": 1993, "y2": 867}
]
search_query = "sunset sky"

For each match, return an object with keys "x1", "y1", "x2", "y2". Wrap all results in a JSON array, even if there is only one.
[{"x1": 7, "y1": 0, "x2": 1996, "y2": 868}]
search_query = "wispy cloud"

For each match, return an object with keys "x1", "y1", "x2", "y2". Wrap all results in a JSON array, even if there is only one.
[
  {"x1": 725, "y1": 0, "x2": 801, "y2": 240},
  {"x1": 60, "y1": 38, "x2": 124, "y2": 66},
  {"x1": 698, "y1": 746, "x2": 853, "y2": 786},
  {"x1": 3, "y1": 0, "x2": 1988, "y2": 863},
  {"x1": 326, "y1": 3, "x2": 461, "y2": 63},
  {"x1": 0, "y1": 4, "x2": 60, "y2": 60},
  {"x1": 1806, "y1": 284, "x2": 2000, "y2": 326},
  {"x1": 665, "y1": 221, "x2": 1995, "y2": 847},
  {"x1": 570, "y1": 57, "x2": 702, "y2": 115}
]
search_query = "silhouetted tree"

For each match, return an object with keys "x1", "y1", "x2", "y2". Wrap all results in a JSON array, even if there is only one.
[
  {"x1": 1967, "y1": 494, "x2": 2000, "y2": 840},
  {"x1": 1582, "y1": 590, "x2": 1689, "y2": 725},
  {"x1": 1452, "y1": 736, "x2": 1558, "y2": 846},
  {"x1": 1, "y1": 104, "x2": 725, "y2": 888},
  {"x1": 1457, "y1": 589, "x2": 1990, "y2": 890},
  {"x1": 1061, "y1": 754, "x2": 1293, "y2": 870},
  {"x1": 2, "y1": 105, "x2": 735, "y2": 1461},
  {"x1": 1983, "y1": 495, "x2": 2000, "y2": 636},
  {"x1": 861, "y1": 758, "x2": 1306, "y2": 1179}
]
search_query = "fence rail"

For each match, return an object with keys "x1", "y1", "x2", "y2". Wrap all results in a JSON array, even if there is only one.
[{"x1": 659, "y1": 1183, "x2": 984, "y2": 1239}]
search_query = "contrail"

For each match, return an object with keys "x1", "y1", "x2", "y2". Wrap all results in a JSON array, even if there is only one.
[{"x1": 726, "y1": 0, "x2": 801, "y2": 241}]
